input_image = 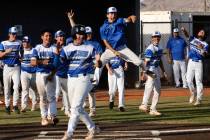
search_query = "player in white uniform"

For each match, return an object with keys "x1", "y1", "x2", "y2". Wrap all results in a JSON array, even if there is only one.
[
  {"x1": 106, "y1": 56, "x2": 127, "y2": 112},
  {"x1": 54, "y1": 30, "x2": 70, "y2": 117},
  {"x1": 61, "y1": 24, "x2": 100, "y2": 140},
  {"x1": 181, "y1": 27, "x2": 208, "y2": 106},
  {"x1": 139, "y1": 31, "x2": 167, "y2": 116},
  {"x1": 31, "y1": 29, "x2": 59, "y2": 126},
  {"x1": 20, "y1": 36, "x2": 37, "y2": 112},
  {"x1": 0, "y1": 27, "x2": 22, "y2": 114}
]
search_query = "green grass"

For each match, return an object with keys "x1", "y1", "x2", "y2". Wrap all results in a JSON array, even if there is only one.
[{"x1": 1, "y1": 95, "x2": 210, "y2": 125}]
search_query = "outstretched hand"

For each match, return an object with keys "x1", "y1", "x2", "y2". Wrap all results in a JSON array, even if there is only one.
[
  {"x1": 67, "y1": 9, "x2": 74, "y2": 19},
  {"x1": 130, "y1": 15, "x2": 137, "y2": 23}
]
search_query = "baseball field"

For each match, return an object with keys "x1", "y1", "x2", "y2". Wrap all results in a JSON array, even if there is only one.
[{"x1": 1, "y1": 87, "x2": 210, "y2": 140}]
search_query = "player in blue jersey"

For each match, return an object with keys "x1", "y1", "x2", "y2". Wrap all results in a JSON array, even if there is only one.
[
  {"x1": 167, "y1": 28, "x2": 188, "y2": 88},
  {"x1": 61, "y1": 24, "x2": 100, "y2": 140},
  {"x1": 139, "y1": 31, "x2": 167, "y2": 116},
  {"x1": 106, "y1": 56, "x2": 128, "y2": 112},
  {"x1": 31, "y1": 29, "x2": 59, "y2": 126},
  {"x1": 20, "y1": 36, "x2": 37, "y2": 112},
  {"x1": 54, "y1": 30, "x2": 70, "y2": 117},
  {"x1": 0, "y1": 27, "x2": 22, "y2": 114},
  {"x1": 182, "y1": 27, "x2": 209, "y2": 106},
  {"x1": 100, "y1": 7, "x2": 143, "y2": 68}
]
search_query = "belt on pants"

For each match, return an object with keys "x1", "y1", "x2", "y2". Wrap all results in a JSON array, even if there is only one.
[
  {"x1": 191, "y1": 59, "x2": 202, "y2": 62},
  {"x1": 69, "y1": 73, "x2": 88, "y2": 77},
  {"x1": 5, "y1": 64, "x2": 19, "y2": 67}
]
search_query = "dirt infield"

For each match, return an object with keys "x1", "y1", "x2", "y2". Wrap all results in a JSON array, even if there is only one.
[{"x1": 95, "y1": 87, "x2": 210, "y2": 101}]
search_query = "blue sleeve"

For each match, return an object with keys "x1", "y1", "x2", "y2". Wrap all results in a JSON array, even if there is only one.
[
  {"x1": 189, "y1": 36, "x2": 194, "y2": 41},
  {"x1": 0, "y1": 43, "x2": 4, "y2": 51},
  {"x1": 144, "y1": 49, "x2": 153, "y2": 58},
  {"x1": 32, "y1": 48, "x2": 38, "y2": 58},
  {"x1": 96, "y1": 42, "x2": 104, "y2": 54},
  {"x1": 118, "y1": 18, "x2": 127, "y2": 26},
  {"x1": 204, "y1": 44, "x2": 209, "y2": 52},
  {"x1": 52, "y1": 54, "x2": 60, "y2": 68},
  {"x1": 166, "y1": 37, "x2": 172, "y2": 49},
  {"x1": 100, "y1": 26, "x2": 107, "y2": 40},
  {"x1": 60, "y1": 48, "x2": 67, "y2": 61}
]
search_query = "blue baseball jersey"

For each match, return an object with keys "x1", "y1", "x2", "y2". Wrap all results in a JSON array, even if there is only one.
[
  {"x1": 0, "y1": 40, "x2": 22, "y2": 65},
  {"x1": 144, "y1": 44, "x2": 163, "y2": 71},
  {"x1": 167, "y1": 36, "x2": 187, "y2": 60},
  {"x1": 21, "y1": 48, "x2": 37, "y2": 73},
  {"x1": 100, "y1": 18, "x2": 127, "y2": 51},
  {"x1": 32, "y1": 44, "x2": 59, "y2": 73},
  {"x1": 60, "y1": 43, "x2": 96, "y2": 77},
  {"x1": 188, "y1": 36, "x2": 208, "y2": 61},
  {"x1": 109, "y1": 56, "x2": 125, "y2": 69},
  {"x1": 56, "y1": 45, "x2": 68, "y2": 78},
  {"x1": 85, "y1": 40, "x2": 104, "y2": 55}
]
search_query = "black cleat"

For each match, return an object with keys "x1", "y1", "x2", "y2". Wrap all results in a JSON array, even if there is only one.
[
  {"x1": 119, "y1": 107, "x2": 125, "y2": 112},
  {"x1": 13, "y1": 106, "x2": 20, "y2": 114},
  {"x1": 52, "y1": 117, "x2": 59, "y2": 126},
  {"x1": 5, "y1": 106, "x2": 11, "y2": 115},
  {"x1": 109, "y1": 102, "x2": 114, "y2": 110}
]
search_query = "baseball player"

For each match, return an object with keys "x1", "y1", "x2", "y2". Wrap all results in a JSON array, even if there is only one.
[
  {"x1": 61, "y1": 24, "x2": 100, "y2": 140},
  {"x1": 31, "y1": 29, "x2": 59, "y2": 126},
  {"x1": 106, "y1": 56, "x2": 127, "y2": 112},
  {"x1": 84, "y1": 26, "x2": 104, "y2": 117},
  {"x1": 20, "y1": 36, "x2": 37, "y2": 112},
  {"x1": 167, "y1": 28, "x2": 188, "y2": 88},
  {"x1": 0, "y1": 27, "x2": 22, "y2": 114},
  {"x1": 100, "y1": 7, "x2": 144, "y2": 68},
  {"x1": 182, "y1": 27, "x2": 208, "y2": 106},
  {"x1": 139, "y1": 31, "x2": 167, "y2": 116},
  {"x1": 54, "y1": 30, "x2": 70, "y2": 117}
]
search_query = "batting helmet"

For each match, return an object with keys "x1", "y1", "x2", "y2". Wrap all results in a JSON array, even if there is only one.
[{"x1": 71, "y1": 24, "x2": 86, "y2": 39}]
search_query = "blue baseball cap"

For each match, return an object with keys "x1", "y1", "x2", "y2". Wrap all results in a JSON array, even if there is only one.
[
  {"x1": 107, "y1": 7, "x2": 117, "y2": 13},
  {"x1": 85, "y1": 26, "x2": 92, "y2": 34},
  {"x1": 8, "y1": 27, "x2": 18, "y2": 34},
  {"x1": 152, "y1": 31, "x2": 161, "y2": 37},
  {"x1": 22, "y1": 36, "x2": 31, "y2": 43},
  {"x1": 54, "y1": 30, "x2": 65, "y2": 38}
]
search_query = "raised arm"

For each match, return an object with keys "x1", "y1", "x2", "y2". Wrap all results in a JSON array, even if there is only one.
[
  {"x1": 125, "y1": 15, "x2": 137, "y2": 23},
  {"x1": 181, "y1": 27, "x2": 189, "y2": 38},
  {"x1": 67, "y1": 10, "x2": 76, "y2": 27}
]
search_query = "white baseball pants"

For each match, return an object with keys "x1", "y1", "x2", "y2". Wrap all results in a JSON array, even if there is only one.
[
  {"x1": 100, "y1": 46, "x2": 142, "y2": 66},
  {"x1": 108, "y1": 66, "x2": 125, "y2": 107},
  {"x1": 3, "y1": 65, "x2": 20, "y2": 107},
  {"x1": 172, "y1": 60, "x2": 187, "y2": 87},
  {"x1": 36, "y1": 72, "x2": 57, "y2": 118},
  {"x1": 21, "y1": 71, "x2": 37, "y2": 109},
  {"x1": 67, "y1": 74, "x2": 95, "y2": 136},
  {"x1": 141, "y1": 68, "x2": 161, "y2": 111},
  {"x1": 186, "y1": 59, "x2": 203, "y2": 101}
]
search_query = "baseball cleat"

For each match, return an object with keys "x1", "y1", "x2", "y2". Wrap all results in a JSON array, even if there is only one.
[
  {"x1": 89, "y1": 110, "x2": 96, "y2": 117},
  {"x1": 21, "y1": 108, "x2": 27, "y2": 112},
  {"x1": 61, "y1": 131, "x2": 72, "y2": 140},
  {"x1": 85, "y1": 125, "x2": 100, "y2": 140},
  {"x1": 194, "y1": 100, "x2": 201, "y2": 106},
  {"x1": 109, "y1": 101, "x2": 114, "y2": 110},
  {"x1": 119, "y1": 107, "x2": 125, "y2": 112},
  {"x1": 13, "y1": 106, "x2": 20, "y2": 114},
  {"x1": 41, "y1": 118, "x2": 49, "y2": 126},
  {"x1": 5, "y1": 106, "x2": 11, "y2": 115},
  {"x1": 149, "y1": 110, "x2": 162, "y2": 116},
  {"x1": 139, "y1": 105, "x2": 148, "y2": 113},
  {"x1": 189, "y1": 95, "x2": 195, "y2": 104}
]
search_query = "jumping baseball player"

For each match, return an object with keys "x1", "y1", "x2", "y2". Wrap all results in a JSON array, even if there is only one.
[
  {"x1": 20, "y1": 36, "x2": 37, "y2": 112},
  {"x1": 0, "y1": 27, "x2": 22, "y2": 114},
  {"x1": 139, "y1": 31, "x2": 167, "y2": 116},
  {"x1": 182, "y1": 27, "x2": 208, "y2": 106},
  {"x1": 31, "y1": 29, "x2": 59, "y2": 126},
  {"x1": 106, "y1": 56, "x2": 127, "y2": 112},
  {"x1": 167, "y1": 28, "x2": 188, "y2": 88},
  {"x1": 54, "y1": 30, "x2": 70, "y2": 117},
  {"x1": 100, "y1": 7, "x2": 144, "y2": 68},
  {"x1": 61, "y1": 24, "x2": 100, "y2": 140}
]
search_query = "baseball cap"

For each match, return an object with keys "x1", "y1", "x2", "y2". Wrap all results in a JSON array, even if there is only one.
[
  {"x1": 85, "y1": 26, "x2": 92, "y2": 34},
  {"x1": 54, "y1": 30, "x2": 65, "y2": 38},
  {"x1": 152, "y1": 31, "x2": 161, "y2": 37},
  {"x1": 8, "y1": 27, "x2": 18, "y2": 34},
  {"x1": 173, "y1": 28, "x2": 179, "y2": 32},
  {"x1": 22, "y1": 36, "x2": 31, "y2": 43},
  {"x1": 107, "y1": 7, "x2": 117, "y2": 13}
]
